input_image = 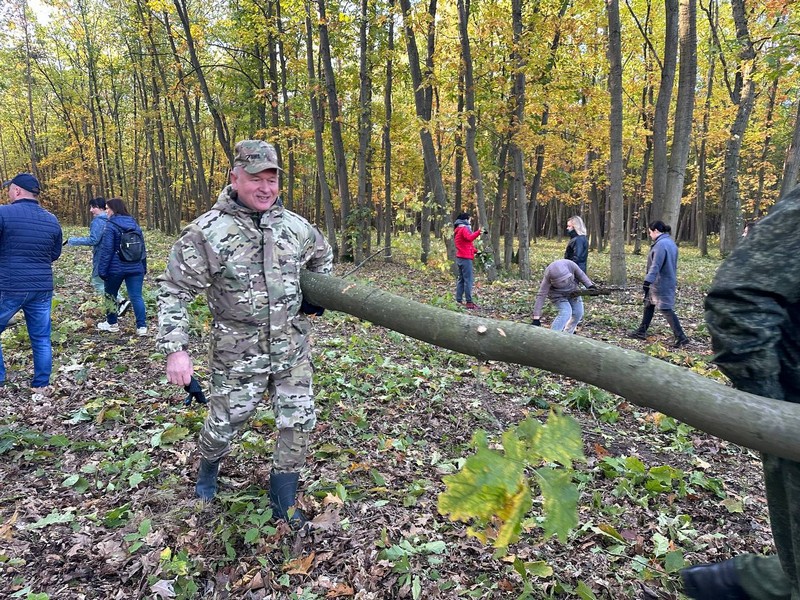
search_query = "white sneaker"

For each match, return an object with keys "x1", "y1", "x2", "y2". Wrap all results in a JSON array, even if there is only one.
[
  {"x1": 136, "y1": 327, "x2": 148, "y2": 336},
  {"x1": 97, "y1": 321, "x2": 119, "y2": 332}
]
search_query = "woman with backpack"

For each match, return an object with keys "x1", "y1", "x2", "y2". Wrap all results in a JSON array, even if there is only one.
[{"x1": 96, "y1": 198, "x2": 148, "y2": 336}]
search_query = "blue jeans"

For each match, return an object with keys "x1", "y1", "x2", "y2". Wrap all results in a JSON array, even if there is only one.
[
  {"x1": 104, "y1": 274, "x2": 146, "y2": 327},
  {"x1": 456, "y1": 258, "x2": 475, "y2": 303},
  {"x1": 0, "y1": 291, "x2": 54, "y2": 387},
  {"x1": 551, "y1": 297, "x2": 584, "y2": 334}
]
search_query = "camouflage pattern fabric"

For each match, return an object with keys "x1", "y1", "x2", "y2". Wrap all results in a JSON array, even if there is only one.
[
  {"x1": 233, "y1": 140, "x2": 281, "y2": 174},
  {"x1": 704, "y1": 186, "x2": 800, "y2": 600},
  {"x1": 157, "y1": 184, "x2": 333, "y2": 466},
  {"x1": 200, "y1": 357, "x2": 315, "y2": 466}
]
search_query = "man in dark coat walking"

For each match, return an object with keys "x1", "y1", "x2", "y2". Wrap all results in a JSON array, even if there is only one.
[
  {"x1": 681, "y1": 185, "x2": 800, "y2": 600},
  {"x1": 0, "y1": 173, "x2": 62, "y2": 391}
]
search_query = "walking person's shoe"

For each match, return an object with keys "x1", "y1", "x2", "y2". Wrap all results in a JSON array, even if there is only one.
[
  {"x1": 97, "y1": 321, "x2": 119, "y2": 332},
  {"x1": 680, "y1": 559, "x2": 748, "y2": 600},
  {"x1": 195, "y1": 458, "x2": 220, "y2": 501},
  {"x1": 117, "y1": 299, "x2": 131, "y2": 316},
  {"x1": 136, "y1": 327, "x2": 148, "y2": 336},
  {"x1": 673, "y1": 336, "x2": 691, "y2": 348},
  {"x1": 627, "y1": 329, "x2": 647, "y2": 340},
  {"x1": 465, "y1": 302, "x2": 478, "y2": 309}
]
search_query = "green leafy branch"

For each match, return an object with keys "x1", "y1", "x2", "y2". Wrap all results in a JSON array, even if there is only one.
[{"x1": 437, "y1": 409, "x2": 584, "y2": 548}]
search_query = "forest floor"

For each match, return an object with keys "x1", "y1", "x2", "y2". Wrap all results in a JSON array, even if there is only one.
[{"x1": 0, "y1": 232, "x2": 773, "y2": 600}]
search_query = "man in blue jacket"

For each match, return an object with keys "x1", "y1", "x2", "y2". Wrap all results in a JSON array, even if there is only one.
[
  {"x1": 0, "y1": 173, "x2": 62, "y2": 390},
  {"x1": 66, "y1": 197, "x2": 129, "y2": 314}
]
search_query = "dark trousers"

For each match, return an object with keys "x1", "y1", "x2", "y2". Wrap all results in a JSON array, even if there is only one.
[
  {"x1": 734, "y1": 453, "x2": 799, "y2": 600},
  {"x1": 635, "y1": 301, "x2": 686, "y2": 340}
]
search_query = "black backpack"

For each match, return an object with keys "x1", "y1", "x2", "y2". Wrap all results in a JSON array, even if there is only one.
[{"x1": 110, "y1": 222, "x2": 145, "y2": 262}]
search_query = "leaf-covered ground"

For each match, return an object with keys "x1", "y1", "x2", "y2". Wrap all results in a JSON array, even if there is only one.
[{"x1": 1, "y1": 231, "x2": 773, "y2": 599}]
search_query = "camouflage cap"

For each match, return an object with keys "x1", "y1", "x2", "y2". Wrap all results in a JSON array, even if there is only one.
[{"x1": 233, "y1": 140, "x2": 282, "y2": 173}]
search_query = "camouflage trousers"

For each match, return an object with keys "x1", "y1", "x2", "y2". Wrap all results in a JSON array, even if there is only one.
[
  {"x1": 198, "y1": 355, "x2": 316, "y2": 472},
  {"x1": 734, "y1": 453, "x2": 799, "y2": 600}
]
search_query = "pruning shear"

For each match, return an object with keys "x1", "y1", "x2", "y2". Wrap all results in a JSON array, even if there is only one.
[{"x1": 183, "y1": 376, "x2": 208, "y2": 406}]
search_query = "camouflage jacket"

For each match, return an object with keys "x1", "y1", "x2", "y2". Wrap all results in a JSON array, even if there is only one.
[
  {"x1": 704, "y1": 186, "x2": 800, "y2": 402},
  {"x1": 156, "y1": 186, "x2": 333, "y2": 372}
]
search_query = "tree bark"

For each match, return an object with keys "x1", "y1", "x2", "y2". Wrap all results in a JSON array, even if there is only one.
[
  {"x1": 398, "y1": 0, "x2": 448, "y2": 264},
  {"x1": 606, "y1": 0, "x2": 627, "y2": 286},
  {"x1": 317, "y1": 0, "x2": 354, "y2": 261},
  {"x1": 662, "y1": 0, "x2": 696, "y2": 232},
  {"x1": 718, "y1": 0, "x2": 757, "y2": 255},
  {"x1": 304, "y1": 9, "x2": 338, "y2": 259},
  {"x1": 301, "y1": 271, "x2": 800, "y2": 462},
  {"x1": 779, "y1": 98, "x2": 800, "y2": 198},
  {"x1": 649, "y1": 0, "x2": 678, "y2": 221},
  {"x1": 383, "y1": 0, "x2": 394, "y2": 259},
  {"x1": 457, "y1": 0, "x2": 497, "y2": 282},
  {"x1": 173, "y1": 0, "x2": 233, "y2": 166},
  {"x1": 355, "y1": 0, "x2": 373, "y2": 264},
  {"x1": 509, "y1": 0, "x2": 530, "y2": 280}
]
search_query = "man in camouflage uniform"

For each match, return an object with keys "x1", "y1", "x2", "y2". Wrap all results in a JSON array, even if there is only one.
[
  {"x1": 680, "y1": 185, "x2": 800, "y2": 600},
  {"x1": 156, "y1": 140, "x2": 333, "y2": 526}
]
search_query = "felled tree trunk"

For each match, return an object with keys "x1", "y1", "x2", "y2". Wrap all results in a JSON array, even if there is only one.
[{"x1": 301, "y1": 271, "x2": 800, "y2": 462}]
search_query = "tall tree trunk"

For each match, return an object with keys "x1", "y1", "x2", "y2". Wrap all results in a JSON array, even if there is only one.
[
  {"x1": 718, "y1": 0, "x2": 757, "y2": 255},
  {"x1": 526, "y1": 0, "x2": 570, "y2": 239},
  {"x1": 606, "y1": 0, "x2": 626, "y2": 285},
  {"x1": 649, "y1": 0, "x2": 678, "y2": 221},
  {"x1": 662, "y1": 0, "x2": 696, "y2": 231},
  {"x1": 275, "y1": 0, "x2": 296, "y2": 212},
  {"x1": 305, "y1": 8, "x2": 338, "y2": 259},
  {"x1": 163, "y1": 12, "x2": 211, "y2": 214},
  {"x1": 753, "y1": 76, "x2": 778, "y2": 218},
  {"x1": 317, "y1": 0, "x2": 354, "y2": 260},
  {"x1": 19, "y1": 0, "x2": 39, "y2": 176},
  {"x1": 695, "y1": 58, "x2": 715, "y2": 256},
  {"x1": 509, "y1": 0, "x2": 530, "y2": 280},
  {"x1": 780, "y1": 98, "x2": 800, "y2": 198},
  {"x1": 383, "y1": 0, "x2": 394, "y2": 259},
  {"x1": 457, "y1": 0, "x2": 497, "y2": 281},
  {"x1": 398, "y1": 0, "x2": 448, "y2": 265},
  {"x1": 355, "y1": 0, "x2": 373, "y2": 264},
  {"x1": 173, "y1": 0, "x2": 233, "y2": 165}
]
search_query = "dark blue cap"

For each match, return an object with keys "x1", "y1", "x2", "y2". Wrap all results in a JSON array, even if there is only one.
[{"x1": 3, "y1": 173, "x2": 41, "y2": 194}]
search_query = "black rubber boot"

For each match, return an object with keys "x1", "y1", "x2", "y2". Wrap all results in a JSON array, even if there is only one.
[
  {"x1": 269, "y1": 471, "x2": 307, "y2": 527},
  {"x1": 680, "y1": 559, "x2": 748, "y2": 600},
  {"x1": 195, "y1": 458, "x2": 220, "y2": 501}
]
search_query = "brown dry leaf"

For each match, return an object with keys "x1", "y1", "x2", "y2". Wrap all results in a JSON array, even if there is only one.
[
  {"x1": 326, "y1": 582, "x2": 355, "y2": 598},
  {"x1": 0, "y1": 509, "x2": 18, "y2": 540},
  {"x1": 249, "y1": 571, "x2": 266, "y2": 590},
  {"x1": 311, "y1": 508, "x2": 341, "y2": 531},
  {"x1": 322, "y1": 493, "x2": 344, "y2": 507},
  {"x1": 284, "y1": 552, "x2": 315, "y2": 575},
  {"x1": 593, "y1": 443, "x2": 610, "y2": 458}
]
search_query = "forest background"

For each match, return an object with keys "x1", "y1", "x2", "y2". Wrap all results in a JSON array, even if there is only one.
[
  {"x1": 2, "y1": 0, "x2": 800, "y2": 275},
  {"x1": 2, "y1": 0, "x2": 798, "y2": 596}
]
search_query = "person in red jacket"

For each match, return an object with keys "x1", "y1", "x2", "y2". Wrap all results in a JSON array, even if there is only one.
[{"x1": 453, "y1": 212, "x2": 485, "y2": 309}]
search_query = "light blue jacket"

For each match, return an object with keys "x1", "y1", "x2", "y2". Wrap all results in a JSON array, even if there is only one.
[
  {"x1": 68, "y1": 213, "x2": 108, "y2": 276},
  {"x1": 645, "y1": 233, "x2": 678, "y2": 309}
]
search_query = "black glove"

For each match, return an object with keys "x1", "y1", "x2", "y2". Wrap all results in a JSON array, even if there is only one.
[
  {"x1": 642, "y1": 282, "x2": 651, "y2": 297},
  {"x1": 588, "y1": 284, "x2": 597, "y2": 290},
  {"x1": 532, "y1": 318, "x2": 541, "y2": 327},
  {"x1": 300, "y1": 299, "x2": 325, "y2": 316},
  {"x1": 183, "y1": 376, "x2": 208, "y2": 406}
]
